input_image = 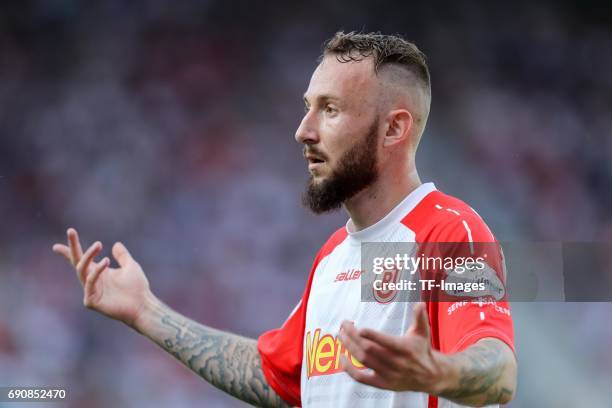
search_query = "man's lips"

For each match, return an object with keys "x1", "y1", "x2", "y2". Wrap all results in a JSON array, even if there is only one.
[
  {"x1": 304, "y1": 154, "x2": 326, "y2": 172},
  {"x1": 305, "y1": 154, "x2": 325, "y2": 164},
  {"x1": 303, "y1": 147, "x2": 328, "y2": 173},
  {"x1": 308, "y1": 162, "x2": 325, "y2": 172}
]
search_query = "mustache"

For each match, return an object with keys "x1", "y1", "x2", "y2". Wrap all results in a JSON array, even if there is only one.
[{"x1": 303, "y1": 147, "x2": 328, "y2": 161}]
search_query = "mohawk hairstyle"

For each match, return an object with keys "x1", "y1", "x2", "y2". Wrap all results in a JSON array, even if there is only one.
[{"x1": 321, "y1": 31, "x2": 431, "y2": 92}]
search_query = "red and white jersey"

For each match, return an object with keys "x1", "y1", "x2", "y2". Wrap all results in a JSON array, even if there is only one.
[{"x1": 258, "y1": 183, "x2": 515, "y2": 408}]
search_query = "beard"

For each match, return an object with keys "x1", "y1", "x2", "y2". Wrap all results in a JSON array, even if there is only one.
[{"x1": 302, "y1": 119, "x2": 379, "y2": 214}]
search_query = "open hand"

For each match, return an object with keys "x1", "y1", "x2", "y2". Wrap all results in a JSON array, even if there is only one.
[
  {"x1": 338, "y1": 303, "x2": 450, "y2": 394},
  {"x1": 52, "y1": 228, "x2": 151, "y2": 327}
]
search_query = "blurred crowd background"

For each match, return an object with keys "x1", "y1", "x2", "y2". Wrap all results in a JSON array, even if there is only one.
[{"x1": 1, "y1": 0, "x2": 611, "y2": 406}]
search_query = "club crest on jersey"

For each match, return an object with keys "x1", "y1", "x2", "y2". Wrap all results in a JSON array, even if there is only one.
[
  {"x1": 372, "y1": 267, "x2": 401, "y2": 303},
  {"x1": 305, "y1": 329, "x2": 365, "y2": 378}
]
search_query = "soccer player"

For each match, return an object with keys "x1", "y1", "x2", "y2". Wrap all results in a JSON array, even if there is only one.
[{"x1": 53, "y1": 32, "x2": 517, "y2": 407}]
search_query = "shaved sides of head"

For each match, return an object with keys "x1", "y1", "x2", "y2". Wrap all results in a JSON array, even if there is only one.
[
  {"x1": 378, "y1": 63, "x2": 431, "y2": 140},
  {"x1": 322, "y1": 31, "x2": 432, "y2": 141}
]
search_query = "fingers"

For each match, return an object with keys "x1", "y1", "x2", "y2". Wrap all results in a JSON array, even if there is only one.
[
  {"x1": 340, "y1": 355, "x2": 388, "y2": 389},
  {"x1": 360, "y1": 327, "x2": 403, "y2": 352},
  {"x1": 53, "y1": 230, "x2": 108, "y2": 289},
  {"x1": 67, "y1": 228, "x2": 83, "y2": 265},
  {"x1": 409, "y1": 302, "x2": 431, "y2": 339},
  {"x1": 76, "y1": 241, "x2": 102, "y2": 284},
  {"x1": 112, "y1": 242, "x2": 132, "y2": 267},
  {"x1": 52, "y1": 244, "x2": 71, "y2": 262},
  {"x1": 84, "y1": 257, "x2": 109, "y2": 307},
  {"x1": 339, "y1": 321, "x2": 400, "y2": 375}
]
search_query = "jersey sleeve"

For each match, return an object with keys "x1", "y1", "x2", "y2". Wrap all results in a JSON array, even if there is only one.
[
  {"x1": 256, "y1": 247, "x2": 324, "y2": 405},
  {"x1": 257, "y1": 227, "x2": 347, "y2": 406},
  {"x1": 257, "y1": 228, "x2": 347, "y2": 406},
  {"x1": 422, "y1": 212, "x2": 515, "y2": 355},
  {"x1": 257, "y1": 297, "x2": 307, "y2": 407}
]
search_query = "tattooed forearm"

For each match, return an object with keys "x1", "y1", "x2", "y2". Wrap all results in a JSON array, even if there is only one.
[
  {"x1": 134, "y1": 295, "x2": 290, "y2": 407},
  {"x1": 440, "y1": 338, "x2": 517, "y2": 407}
]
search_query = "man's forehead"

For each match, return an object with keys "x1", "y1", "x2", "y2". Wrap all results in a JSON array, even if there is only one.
[{"x1": 304, "y1": 55, "x2": 377, "y2": 101}]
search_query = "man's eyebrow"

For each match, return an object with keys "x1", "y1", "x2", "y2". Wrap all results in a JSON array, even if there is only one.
[{"x1": 303, "y1": 94, "x2": 341, "y2": 105}]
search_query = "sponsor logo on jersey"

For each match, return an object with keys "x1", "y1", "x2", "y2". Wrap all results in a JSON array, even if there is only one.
[
  {"x1": 334, "y1": 268, "x2": 362, "y2": 283},
  {"x1": 444, "y1": 261, "x2": 505, "y2": 300},
  {"x1": 305, "y1": 329, "x2": 365, "y2": 377}
]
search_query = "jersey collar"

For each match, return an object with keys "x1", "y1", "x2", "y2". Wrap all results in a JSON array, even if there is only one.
[{"x1": 345, "y1": 182, "x2": 437, "y2": 243}]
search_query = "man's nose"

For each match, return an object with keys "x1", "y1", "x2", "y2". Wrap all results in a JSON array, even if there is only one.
[{"x1": 295, "y1": 112, "x2": 319, "y2": 145}]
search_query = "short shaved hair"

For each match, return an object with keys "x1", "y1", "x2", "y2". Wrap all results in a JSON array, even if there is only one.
[{"x1": 321, "y1": 31, "x2": 431, "y2": 95}]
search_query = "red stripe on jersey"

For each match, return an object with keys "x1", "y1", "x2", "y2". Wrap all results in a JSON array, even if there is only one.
[{"x1": 257, "y1": 227, "x2": 348, "y2": 407}]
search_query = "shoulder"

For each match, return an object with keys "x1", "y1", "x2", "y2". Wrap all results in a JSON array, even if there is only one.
[
  {"x1": 314, "y1": 227, "x2": 348, "y2": 262},
  {"x1": 401, "y1": 190, "x2": 496, "y2": 243}
]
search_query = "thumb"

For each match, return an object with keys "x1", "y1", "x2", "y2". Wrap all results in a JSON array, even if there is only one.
[
  {"x1": 112, "y1": 242, "x2": 133, "y2": 267},
  {"x1": 409, "y1": 302, "x2": 431, "y2": 339}
]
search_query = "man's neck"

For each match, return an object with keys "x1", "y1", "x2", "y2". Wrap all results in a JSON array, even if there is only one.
[{"x1": 344, "y1": 168, "x2": 422, "y2": 232}]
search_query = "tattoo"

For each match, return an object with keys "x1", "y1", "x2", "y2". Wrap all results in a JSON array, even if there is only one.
[
  {"x1": 441, "y1": 339, "x2": 516, "y2": 406},
  {"x1": 141, "y1": 300, "x2": 289, "y2": 407}
]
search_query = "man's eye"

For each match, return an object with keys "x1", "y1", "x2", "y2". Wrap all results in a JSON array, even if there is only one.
[
  {"x1": 325, "y1": 105, "x2": 337, "y2": 114},
  {"x1": 304, "y1": 105, "x2": 310, "y2": 113}
]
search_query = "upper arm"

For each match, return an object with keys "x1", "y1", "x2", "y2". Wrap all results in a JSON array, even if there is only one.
[{"x1": 422, "y1": 212, "x2": 515, "y2": 355}]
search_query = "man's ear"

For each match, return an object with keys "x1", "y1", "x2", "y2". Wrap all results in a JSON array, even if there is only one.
[{"x1": 383, "y1": 109, "x2": 413, "y2": 147}]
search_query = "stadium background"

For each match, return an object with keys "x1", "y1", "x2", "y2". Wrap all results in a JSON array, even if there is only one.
[{"x1": 1, "y1": 0, "x2": 611, "y2": 406}]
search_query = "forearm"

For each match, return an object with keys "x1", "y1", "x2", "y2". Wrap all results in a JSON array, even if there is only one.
[
  {"x1": 132, "y1": 293, "x2": 289, "y2": 408},
  {"x1": 437, "y1": 338, "x2": 517, "y2": 407}
]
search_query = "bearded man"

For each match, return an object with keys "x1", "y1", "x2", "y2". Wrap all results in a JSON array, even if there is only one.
[{"x1": 53, "y1": 31, "x2": 517, "y2": 408}]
